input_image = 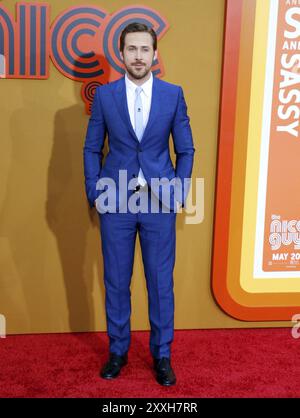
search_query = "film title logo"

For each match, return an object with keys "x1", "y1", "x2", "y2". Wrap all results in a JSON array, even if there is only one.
[
  {"x1": 269, "y1": 215, "x2": 300, "y2": 251},
  {"x1": 0, "y1": 2, "x2": 169, "y2": 113}
]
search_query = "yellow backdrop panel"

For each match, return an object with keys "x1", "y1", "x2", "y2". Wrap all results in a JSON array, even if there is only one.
[{"x1": 0, "y1": 0, "x2": 289, "y2": 334}]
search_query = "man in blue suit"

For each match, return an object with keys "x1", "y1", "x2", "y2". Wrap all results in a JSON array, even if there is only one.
[{"x1": 83, "y1": 22, "x2": 195, "y2": 386}]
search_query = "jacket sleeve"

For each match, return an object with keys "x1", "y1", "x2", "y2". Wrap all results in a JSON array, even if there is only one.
[
  {"x1": 83, "y1": 87, "x2": 107, "y2": 208},
  {"x1": 171, "y1": 86, "x2": 195, "y2": 208}
]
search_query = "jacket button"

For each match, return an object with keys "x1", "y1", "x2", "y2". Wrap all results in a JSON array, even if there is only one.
[{"x1": 132, "y1": 174, "x2": 136, "y2": 177}]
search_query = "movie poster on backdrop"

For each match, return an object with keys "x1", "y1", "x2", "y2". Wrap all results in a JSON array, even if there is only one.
[{"x1": 254, "y1": 0, "x2": 300, "y2": 274}]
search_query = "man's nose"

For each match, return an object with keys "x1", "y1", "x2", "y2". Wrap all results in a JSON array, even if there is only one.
[{"x1": 135, "y1": 49, "x2": 142, "y2": 60}]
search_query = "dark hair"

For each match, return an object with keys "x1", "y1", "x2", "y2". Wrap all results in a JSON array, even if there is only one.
[{"x1": 119, "y1": 22, "x2": 157, "y2": 52}]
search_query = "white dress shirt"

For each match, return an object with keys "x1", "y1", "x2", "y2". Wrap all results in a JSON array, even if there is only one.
[{"x1": 125, "y1": 72, "x2": 153, "y2": 186}]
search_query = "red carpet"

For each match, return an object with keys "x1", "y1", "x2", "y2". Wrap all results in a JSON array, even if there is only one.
[{"x1": 0, "y1": 328, "x2": 298, "y2": 398}]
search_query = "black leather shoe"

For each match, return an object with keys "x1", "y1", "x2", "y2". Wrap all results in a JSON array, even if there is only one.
[
  {"x1": 153, "y1": 357, "x2": 176, "y2": 386},
  {"x1": 100, "y1": 352, "x2": 128, "y2": 379}
]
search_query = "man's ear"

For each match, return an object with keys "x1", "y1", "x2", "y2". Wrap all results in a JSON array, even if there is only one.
[
  {"x1": 120, "y1": 50, "x2": 124, "y2": 62},
  {"x1": 153, "y1": 50, "x2": 158, "y2": 62}
]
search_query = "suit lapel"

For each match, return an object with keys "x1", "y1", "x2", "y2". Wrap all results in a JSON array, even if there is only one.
[
  {"x1": 112, "y1": 77, "x2": 139, "y2": 143},
  {"x1": 112, "y1": 74, "x2": 161, "y2": 145}
]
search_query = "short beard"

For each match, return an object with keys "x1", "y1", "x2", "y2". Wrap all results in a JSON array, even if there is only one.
[{"x1": 125, "y1": 65, "x2": 151, "y2": 80}]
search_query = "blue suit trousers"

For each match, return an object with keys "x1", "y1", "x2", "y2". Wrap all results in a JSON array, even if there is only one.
[{"x1": 98, "y1": 189, "x2": 177, "y2": 359}]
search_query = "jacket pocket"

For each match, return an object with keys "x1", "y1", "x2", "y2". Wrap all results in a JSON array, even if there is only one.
[
  {"x1": 99, "y1": 166, "x2": 120, "y2": 182},
  {"x1": 159, "y1": 166, "x2": 176, "y2": 180}
]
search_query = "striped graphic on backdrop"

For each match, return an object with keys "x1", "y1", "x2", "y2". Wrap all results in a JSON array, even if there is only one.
[{"x1": 212, "y1": 0, "x2": 300, "y2": 321}]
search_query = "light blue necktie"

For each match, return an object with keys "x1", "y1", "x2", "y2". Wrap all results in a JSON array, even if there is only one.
[
  {"x1": 134, "y1": 86, "x2": 147, "y2": 186},
  {"x1": 134, "y1": 86, "x2": 144, "y2": 140}
]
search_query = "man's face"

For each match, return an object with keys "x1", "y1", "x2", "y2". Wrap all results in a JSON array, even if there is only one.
[{"x1": 120, "y1": 32, "x2": 157, "y2": 81}]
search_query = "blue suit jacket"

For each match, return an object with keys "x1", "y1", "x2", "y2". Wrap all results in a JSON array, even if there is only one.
[{"x1": 83, "y1": 75, "x2": 195, "y2": 211}]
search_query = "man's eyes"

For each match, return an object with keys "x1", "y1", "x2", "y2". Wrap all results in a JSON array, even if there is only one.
[{"x1": 128, "y1": 47, "x2": 150, "y2": 52}]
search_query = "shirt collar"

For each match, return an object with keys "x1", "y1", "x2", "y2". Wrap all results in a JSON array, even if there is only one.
[{"x1": 125, "y1": 72, "x2": 153, "y2": 97}]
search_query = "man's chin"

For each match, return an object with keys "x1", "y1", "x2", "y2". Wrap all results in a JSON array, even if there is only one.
[{"x1": 127, "y1": 68, "x2": 150, "y2": 80}]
